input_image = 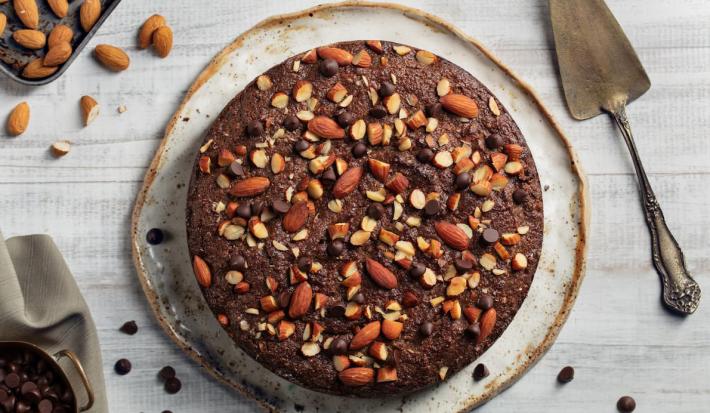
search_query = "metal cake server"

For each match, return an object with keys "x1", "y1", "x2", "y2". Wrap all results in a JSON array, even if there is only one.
[{"x1": 549, "y1": 0, "x2": 700, "y2": 314}]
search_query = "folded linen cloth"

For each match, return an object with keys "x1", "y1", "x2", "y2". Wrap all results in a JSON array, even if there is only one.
[{"x1": 0, "y1": 233, "x2": 108, "y2": 412}]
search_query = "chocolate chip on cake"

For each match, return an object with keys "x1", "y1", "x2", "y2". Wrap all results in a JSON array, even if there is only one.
[
  {"x1": 319, "y1": 58, "x2": 338, "y2": 77},
  {"x1": 246, "y1": 120, "x2": 264, "y2": 137},
  {"x1": 283, "y1": 115, "x2": 301, "y2": 131}
]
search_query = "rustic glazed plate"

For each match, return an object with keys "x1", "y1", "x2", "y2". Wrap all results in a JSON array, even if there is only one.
[{"x1": 131, "y1": 2, "x2": 588, "y2": 412}]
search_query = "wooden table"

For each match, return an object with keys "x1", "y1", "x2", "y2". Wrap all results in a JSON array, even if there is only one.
[{"x1": 1, "y1": 1, "x2": 708, "y2": 411}]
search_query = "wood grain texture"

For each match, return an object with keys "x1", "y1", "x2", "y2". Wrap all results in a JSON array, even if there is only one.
[{"x1": 1, "y1": 1, "x2": 708, "y2": 412}]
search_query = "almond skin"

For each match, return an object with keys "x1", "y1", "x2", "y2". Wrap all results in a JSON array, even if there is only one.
[
  {"x1": 44, "y1": 42, "x2": 73, "y2": 66},
  {"x1": 22, "y1": 59, "x2": 58, "y2": 79},
  {"x1": 152, "y1": 25, "x2": 173, "y2": 58},
  {"x1": 192, "y1": 255, "x2": 211, "y2": 288},
  {"x1": 317, "y1": 47, "x2": 353, "y2": 65},
  {"x1": 47, "y1": 0, "x2": 69, "y2": 18},
  {"x1": 138, "y1": 14, "x2": 166, "y2": 49},
  {"x1": 0, "y1": 13, "x2": 6, "y2": 35},
  {"x1": 80, "y1": 95, "x2": 100, "y2": 126},
  {"x1": 14, "y1": 0, "x2": 39, "y2": 29},
  {"x1": 48, "y1": 25, "x2": 74, "y2": 48},
  {"x1": 349, "y1": 321, "x2": 381, "y2": 350},
  {"x1": 434, "y1": 221, "x2": 470, "y2": 251},
  {"x1": 332, "y1": 166, "x2": 363, "y2": 199},
  {"x1": 12, "y1": 29, "x2": 46, "y2": 49},
  {"x1": 365, "y1": 258, "x2": 398, "y2": 289},
  {"x1": 94, "y1": 44, "x2": 130, "y2": 71},
  {"x1": 440, "y1": 94, "x2": 479, "y2": 118},
  {"x1": 339, "y1": 367, "x2": 374, "y2": 386},
  {"x1": 6, "y1": 102, "x2": 30, "y2": 136},
  {"x1": 478, "y1": 308, "x2": 497, "y2": 343},
  {"x1": 229, "y1": 176, "x2": 270, "y2": 197},
  {"x1": 307, "y1": 116, "x2": 345, "y2": 139},
  {"x1": 288, "y1": 281, "x2": 312, "y2": 319},
  {"x1": 80, "y1": 0, "x2": 101, "y2": 32},
  {"x1": 282, "y1": 201, "x2": 309, "y2": 233}
]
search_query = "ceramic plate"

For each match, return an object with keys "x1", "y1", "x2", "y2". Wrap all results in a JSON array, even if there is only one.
[{"x1": 131, "y1": 2, "x2": 588, "y2": 412}]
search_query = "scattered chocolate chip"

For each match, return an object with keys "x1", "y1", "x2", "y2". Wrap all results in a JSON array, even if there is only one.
[
  {"x1": 472, "y1": 363, "x2": 489, "y2": 381},
  {"x1": 481, "y1": 228, "x2": 499, "y2": 244},
  {"x1": 246, "y1": 120, "x2": 264, "y2": 137},
  {"x1": 294, "y1": 139, "x2": 310, "y2": 152},
  {"x1": 327, "y1": 239, "x2": 344, "y2": 256},
  {"x1": 319, "y1": 58, "x2": 338, "y2": 77},
  {"x1": 271, "y1": 200, "x2": 290, "y2": 215},
  {"x1": 337, "y1": 112, "x2": 356, "y2": 127},
  {"x1": 367, "y1": 203, "x2": 384, "y2": 220},
  {"x1": 146, "y1": 228, "x2": 164, "y2": 245},
  {"x1": 424, "y1": 199, "x2": 440, "y2": 217},
  {"x1": 119, "y1": 320, "x2": 138, "y2": 335},
  {"x1": 236, "y1": 203, "x2": 252, "y2": 219},
  {"x1": 465, "y1": 323, "x2": 481, "y2": 340},
  {"x1": 352, "y1": 142, "x2": 367, "y2": 158},
  {"x1": 419, "y1": 321, "x2": 433, "y2": 337},
  {"x1": 617, "y1": 396, "x2": 636, "y2": 412},
  {"x1": 369, "y1": 106, "x2": 387, "y2": 119},
  {"x1": 379, "y1": 81, "x2": 395, "y2": 97},
  {"x1": 557, "y1": 366, "x2": 574, "y2": 384},
  {"x1": 283, "y1": 115, "x2": 301, "y2": 131},
  {"x1": 229, "y1": 255, "x2": 247, "y2": 271},
  {"x1": 416, "y1": 148, "x2": 434, "y2": 163},
  {"x1": 158, "y1": 366, "x2": 176, "y2": 381},
  {"x1": 454, "y1": 258, "x2": 474, "y2": 273},
  {"x1": 277, "y1": 291, "x2": 291, "y2": 308},
  {"x1": 425, "y1": 103, "x2": 443, "y2": 118},
  {"x1": 228, "y1": 161, "x2": 244, "y2": 177},
  {"x1": 485, "y1": 134, "x2": 503, "y2": 149},
  {"x1": 512, "y1": 189, "x2": 527, "y2": 204},
  {"x1": 164, "y1": 377, "x2": 182, "y2": 394},
  {"x1": 477, "y1": 294, "x2": 494, "y2": 310},
  {"x1": 114, "y1": 359, "x2": 132, "y2": 375},
  {"x1": 330, "y1": 337, "x2": 348, "y2": 355},
  {"x1": 322, "y1": 167, "x2": 337, "y2": 181},
  {"x1": 297, "y1": 256, "x2": 312, "y2": 272},
  {"x1": 455, "y1": 172, "x2": 471, "y2": 191},
  {"x1": 408, "y1": 263, "x2": 426, "y2": 279}
]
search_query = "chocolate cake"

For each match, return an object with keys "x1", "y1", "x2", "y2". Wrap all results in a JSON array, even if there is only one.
[{"x1": 186, "y1": 40, "x2": 543, "y2": 397}]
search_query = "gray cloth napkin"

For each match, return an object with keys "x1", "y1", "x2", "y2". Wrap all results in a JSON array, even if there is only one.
[{"x1": 0, "y1": 233, "x2": 107, "y2": 412}]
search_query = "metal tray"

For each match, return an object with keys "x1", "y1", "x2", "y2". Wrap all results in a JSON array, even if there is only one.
[{"x1": 0, "y1": 0, "x2": 122, "y2": 86}]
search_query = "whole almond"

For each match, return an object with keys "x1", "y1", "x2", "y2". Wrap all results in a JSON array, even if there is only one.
[
  {"x1": 80, "y1": 95, "x2": 99, "y2": 126},
  {"x1": 307, "y1": 116, "x2": 345, "y2": 139},
  {"x1": 94, "y1": 44, "x2": 130, "y2": 71},
  {"x1": 434, "y1": 221, "x2": 470, "y2": 251},
  {"x1": 44, "y1": 42, "x2": 73, "y2": 66},
  {"x1": 229, "y1": 176, "x2": 270, "y2": 197},
  {"x1": 365, "y1": 258, "x2": 398, "y2": 289},
  {"x1": 288, "y1": 281, "x2": 312, "y2": 319},
  {"x1": 192, "y1": 255, "x2": 211, "y2": 288},
  {"x1": 14, "y1": 0, "x2": 39, "y2": 29},
  {"x1": 0, "y1": 13, "x2": 7, "y2": 35},
  {"x1": 317, "y1": 47, "x2": 353, "y2": 65},
  {"x1": 47, "y1": 0, "x2": 69, "y2": 18},
  {"x1": 6, "y1": 102, "x2": 30, "y2": 136},
  {"x1": 478, "y1": 308, "x2": 497, "y2": 343},
  {"x1": 349, "y1": 321, "x2": 381, "y2": 350},
  {"x1": 332, "y1": 166, "x2": 363, "y2": 199},
  {"x1": 282, "y1": 201, "x2": 309, "y2": 233},
  {"x1": 48, "y1": 24, "x2": 74, "y2": 48},
  {"x1": 152, "y1": 25, "x2": 173, "y2": 58},
  {"x1": 440, "y1": 94, "x2": 479, "y2": 118},
  {"x1": 138, "y1": 14, "x2": 166, "y2": 49},
  {"x1": 339, "y1": 367, "x2": 374, "y2": 386},
  {"x1": 12, "y1": 29, "x2": 46, "y2": 49},
  {"x1": 80, "y1": 0, "x2": 101, "y2": 32},
  {"x1": 22, "y1": 59, "x2": 58, "y2": 79}
]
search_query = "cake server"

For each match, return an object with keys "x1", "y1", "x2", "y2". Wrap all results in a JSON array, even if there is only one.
[{"x1": 549, "y1": 0, "x2": 700, "y2": 314}]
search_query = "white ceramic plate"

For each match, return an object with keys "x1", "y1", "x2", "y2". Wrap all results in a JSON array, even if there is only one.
[{"x1": 131, "y1": 3, "x2": 588, "y2": 412}]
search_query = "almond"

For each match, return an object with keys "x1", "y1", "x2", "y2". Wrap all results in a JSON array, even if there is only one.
[
  {"x1": 352, "y1": 50, "x2": 372, "y2": 68},
  {"x1": 277, "y1": 320, "x2": 295, "y2": 341},
  {"x1": 138, "y1": 14, "x2": 167, "y2": 49},
  {"x1": 440, "y1": 94, "x2": 479, "y2": 118},
  {"x1": 44, "y1": 42, "x2": 73, "y2": 66},
  {"x1": 308, "y1": 154, "x2": 336, "y2": 175},
  {"x1": 270, "y1": 153, "x2": 285, "y2": 174},
  {"x1": 308, "y1": 116, "x2": 345, "y2": 139},
  {"x1": 501, "y1": 233, "x2": 521, "y2": 246},
  {"x1": 381, "y1": 319, "x2": 403, "y2": 340},
  {"x1": 434, "y1": 221, "x2": 469, "y2": 251},
  {"x1": 432, "y1": 151, "x2": 453, "y2": 168},
  {"x1": 406, "y1": 110, "x2": 427, "y2": 129},
  {"x1": 512, "y1": 253, "x2": 528, "y2": 270},
  {"x1": 377, "y1": 366, "x2": 397, "y2": 383},
  {"x1": 368, "y1": 341, "x2": 388, "y2": 361},
  {"x1": 366, "y1": 40, "x2": 383, "y2": 53},
  {"x1": 47, "y1": 0, "x2": 68, "y2": 18},
  {"x1": 365, "y1": 258, "x2": 398, "y2": 289},
  {"x1": 22, "y1": 59, "x2": 57, "y2": 79},
  {"x1": 14, "y1": 0, "x2": 39, "y2": 29},
  {"x1": 230, "y1": 176, "x2": 270, "y2": 197},
  {"x1": 283, "y1": 201, "x2": 308, "y2": 233},
  {"x1": 366, "y1": 122, "x2": 383, "y2": 146},
  {"x1": 416, "y1": 50, "x2": 437, "y2": 65},
  {"x1": 80, "y1": 0, "x2": 101, "y2": 32},
  {"x1": 383, "y1": 93, "x2": 401, "y2": 114},
  {"x1": 192, "y1": 255, "x2": 211, "y2": 288},
  {"x1": 48, "y1": 25, "x2": 73, "y2": 48},
  {"x1": 12, "y1": 29, "x2": 45, "y2": 49},
  {"x1": 0, "y1": 13, "x2": 6, "y2": 35},
  {"x1": 478, "y1": 308, "x2": 497, "y2": 343},
  {"x1": 198, "y1": 156, "x2": 211, "y2": 174},
  {"x1": 367, "y1": 159, "x2": 390, "y2": 182},
  {"x1": 94, "y1": 44, "x2": 130, "y2": 71},
  {"x1": 491, "y1": 152, "x2": 508, "y2": 171},
  {"x1": 293, "y1": 80, "x2": 313, "y2": 102},
  {"x1": 80, "y1": 95, "x2": 99, "y2": 126},
  {"x1": 317, "y1": 46, "x2": 352, "y2": 65},
  {"x1": 349, "y1": 321, "x2": 381, "y2": 350},
  {"x1": 326, "y1": 82, "x2": 347, "y2": 103},
  {"x1": 339, "y1": 367, "x2": 374, "y2": 386},
  {"x1": 6, "y1": 102, "x2": 30, "y2": 136},
  {"x1": 152, "y1": 25, "x2": 173, "y2": 58},
  {"x1": 384, "y1": 173, "x2": 408, "y2": 194},
  {"x1": 301, "y1": 48, "x2": 317, "y2": 63},
  {"x1": 50, "y1": 140, "x2": 71, "y2": 157},
  {"x1": 288, "y1": 281, "x2": 312, "y2": 319},
  {"x1": 332, "y1": 166, "x2": 363, "y2": 199}
]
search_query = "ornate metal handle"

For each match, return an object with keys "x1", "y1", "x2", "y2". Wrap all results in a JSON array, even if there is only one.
[{"x1": 611, "y1": 104, "x2": 700, "y2": 314}]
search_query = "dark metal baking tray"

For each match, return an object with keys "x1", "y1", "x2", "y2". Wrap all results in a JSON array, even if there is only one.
[{"x1": 0, "y1": 0, "x2": 122, "y2": 86}]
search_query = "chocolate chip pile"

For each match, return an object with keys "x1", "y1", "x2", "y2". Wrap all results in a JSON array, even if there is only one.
[{"x1": 186, "y1": 40, "x2": 544, "y2": 396}]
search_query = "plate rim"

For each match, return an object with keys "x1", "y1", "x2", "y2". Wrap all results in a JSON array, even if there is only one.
[{"x1": 130, "y1": 2, "x2": 590, "y2": 411}]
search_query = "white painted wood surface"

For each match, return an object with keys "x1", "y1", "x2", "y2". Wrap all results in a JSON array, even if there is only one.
[{"x1": 0, "y1": 1, "x2": 708, "y2": 412}]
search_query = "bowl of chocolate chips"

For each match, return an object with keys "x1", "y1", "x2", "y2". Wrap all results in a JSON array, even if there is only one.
[{"x1": 0, "y1": 342, "x2": 93, "y2": 413}]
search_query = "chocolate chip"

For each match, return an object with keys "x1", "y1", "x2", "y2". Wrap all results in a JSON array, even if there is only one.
[
  {"x1": 424, "y1": 199, "x2": 440, "y2": 217},
  {"x1": 15, "y1": 400, "x2": 31, "y2": 413},
  {"x1": 330, "y1": 337, "x2": 348, "y2": 355},
  {"x1": 419, "y1": 321, "x2": 433, "y2": 337},
  {"x1": 271, "y1": 200, "x2": 290, "y2": 215},
  {"x1": 337, "y1": 112, "x2": 356, "y2": 127},
  {"x1": 164, "y1": 377, "x2": 182, "y2": 394},
  {"x1": 417, "y1": 149, "x2": 435, "y2": 164},
  {"x1": 283, "y1": 115, "x2": 301, "y2": 131},
  {"x1": 0, "y1": 389, "x2": 8, "y2": 402},
  {"x1": 557, "y1": 366, "x2": 574, "y2": 384},
  {"x1": 251, "y1": 201, "x2": 265, "y2": 217},
  {"x1": 4, "y1": 373, "x2": 20, "y2": 388},
  {"x1": 481, "y1": 228, "x2": 499, "y2": 244},
  {"x1": 455, "y1": 172, "x2": 471, "y2": 191},
  {"x1": 352, "y1": 142, "x2": 367, "y2": 158},
  {"x1": 617, "y1": 396, "x2": 636, "y2": 412},
  {"x1": 38, "y1": 399, "x2": 53, "y2": 413},
  {"x1": 369, "y1": 106, "x2": 387, "y2": 119},
  {"x1": 114, "y1": 359, "x2": 131, "y2": 375},
  {"x1": 353, "y1": 293, "x2": 365, "y2": 304},
  {"x1": 21, "y1": 382, "x2": 40, "y2": 403},
  {"x1": 228, "y1": 161, "x2": 244, "y2": 177},
  {"x1": 322, "y1": 167, "x2": 337, "y2": 181},
  {"x1": 379, "y1": 81, "x2": 395, "y2": 97},
  {"x1": 236, "y1": 203, "x2": 252, "y2": 219},
  {"x1": 325, "y1": 305, "x2": 345, "y2": 318},
  {"x1": 246, "y1": 120, "x2": 264, "y2": 137},
  {"x1": 327, "y1": 239, "x2": 344, "y2": 256},
  {"x1": 277, "y1": 291, "x2": 291, "y2": 308},
  {"x1": 408, "y1": 263, "x2": 425, "y2": 278},
  {"x1": 119, "y1": 320, "x2": 138, "y2": 335},
  {"x1": 485, "y1": 134, "x2": 503, "y2": 149},
  {"x1": 297, "y1": 256, "x2": 312, "y2": 272},
  {"x1": 477, "y1": 294, "x2": 494, "y2": 310},
  {"x1": 465, "y1": 323, "x2": 481, "y2": 340},
  {"x1": 454, "y1": 258, "x2": 474, "y2": 273},
  {"x1": 158, "y1": 366, "x2": 176, "y2": 381},
  {"x1": 367, "y1": 203, "x2": 384, "y2": 220},
  {"x1": 294, "y1": 139, "x2": 310, "y2": 152},
  {"x1": 512, "y1": 189, "x2": 527, "y2": 204},
  {"x1": 473, "y1": 363, "x2": 489, "y2": 381},
  {"x1": 229, "y1": 254, "x2": 246, "y2": 271},
  {"x1": 146, "y1": 228, "x2": 164, "y2": 245},
  {"x1": 319, "y1": 58, "x2": 338, "y2": 77}
]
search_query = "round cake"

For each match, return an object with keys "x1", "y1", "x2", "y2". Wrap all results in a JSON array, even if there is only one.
[{"x1": 186, "y1": 40, "x2": 543, "y2": 397}]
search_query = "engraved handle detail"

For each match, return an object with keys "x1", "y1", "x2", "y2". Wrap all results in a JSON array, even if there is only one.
[{"x1": 611, "y1": 104, "x2": 700, "y2": 314}]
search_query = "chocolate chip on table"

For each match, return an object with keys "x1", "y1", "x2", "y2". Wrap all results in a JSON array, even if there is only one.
[
  {"x1": 369, "y1": 106, "x2": 387, "y2": 119},
  {"x1": 319, "y1": 58, "x2": 338, "y2": 77},
  {"x1": 419, "y1": 321, "x2": 434, "y2": 337},
  {"x1": 455, "y1": 172, "x2": 471, "y2": 191},
  {"x1": 425, "y1": 103, "x2": 443, "y2": 118},
  {"x1": 454, "y1": 258, "x2": 474, "y2": 273},
  {"x1": 557, "y1": 366, "x2": 574, "y2": 384},
  {"x1": 617, "y1": 396, "x2": 636, "y2": 412},
  {"x1": 322, "y1": 167, "x2": 337, "y2": 182},
  {"x1": 366, "y1": 203, "x2": 384, "y2": 220},
  {"x1": 236, "y1": 203, "x2": 252, "y2": 219},
  {"x1": 337, "y1": 112, "x2": 356, "y2": 127},
  {"x1": 408, "y1": 262, "x2": 426, "y2": 279},
  {"x1": 228, "y1": 161, "x2": 244, "y2": 177},
  {"x1": 158, "y1": 366, "x2": 176, "y2": 381},
  {"x1": 297, "y1": 256, "x2": 312, "y2": 272},
  {"x1": 512, "y1": 189, "x2": 527, "y2": 204},
  {"x1": 246, "y1": 120, "x2": 264, "y2": 137},
  {"x1": 119, "y1": 320, "x2": 138, "y2": 335},
  {"x1": 424, "y1": 199, "x2": 441, "y2": 217},
  {"x1": 351, "y1": 142, "x2": 367, "y2": 158},
  {"x1": 485, "y1": 134, "x2": 503, "y2": 149},
  {"x1": 477, "y1": 294, "x2": 494, "y2": 310},
  {"x1": 146, "y1": 228, "x2": 164, "y2": 245},
  {"x1": 229, "y1": 254, "x2": 247, "y2": 271},
  {"x1": 416, "y1": 148, "x2": 434, "y2": 163},
  {"x1": 271, "y1": 200, "x2": 290, "y2": 215},
  {"x1": 465, "y1": 323, "x2": 481, "y2": 340},
  {"x1": 114, "y1": 359, "x2": 132, "y2": 375},
  {"x1": 472, "y1": 363, "x2": 489, "y2": 381},
  {"x1": 283, "y1": 115, "x2": 301, "y2": 131},
  {"x1": 164, "y1": 377, "x2": 182, "y2": 394},
  {"x1": 327, "y1": 239, "x2": 344, "y2": 256},
  {"x1": 379, "y1": 81, "x2": 395, "y2": 97},
  {"x1": 294, "y1": 139, "x2": 310, "y2": 153},
  {"x1": 481, "y1": 228, "x2": 499, "y2": 244}
]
